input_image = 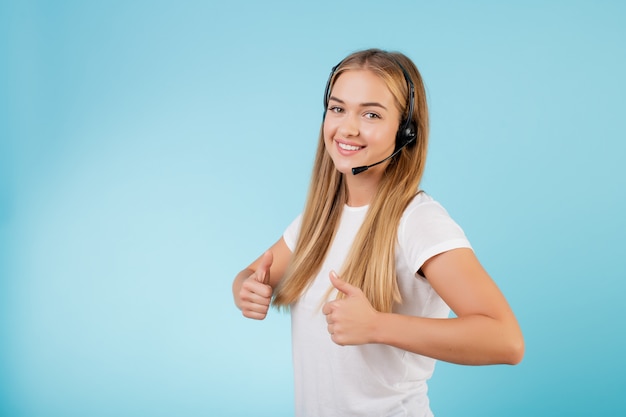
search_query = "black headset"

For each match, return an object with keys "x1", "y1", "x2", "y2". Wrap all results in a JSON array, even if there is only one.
[{"x1": 323, "y1": 56, "x2": 417, "y2": 150}]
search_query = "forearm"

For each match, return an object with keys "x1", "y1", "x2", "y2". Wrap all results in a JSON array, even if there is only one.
[{"x1": 372, "y1": 313, "x2": 524, "y2": 365}]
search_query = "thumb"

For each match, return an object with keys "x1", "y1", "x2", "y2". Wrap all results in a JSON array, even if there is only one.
[
  {"x1": 329, "y1": 270, "x2": 358, "y2": 296},
  {"x1": 255, "y1": 251, "x2": 273, "y2": 284}
]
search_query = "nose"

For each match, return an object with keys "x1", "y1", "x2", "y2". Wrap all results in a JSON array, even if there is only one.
[{"x1": 337, "y1": 113, "x2": 359, "y2": 138}]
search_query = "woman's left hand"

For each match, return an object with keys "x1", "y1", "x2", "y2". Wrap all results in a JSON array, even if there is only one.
[{"x1": 322, "y1": 271, "x2": 380, "y2": 345}]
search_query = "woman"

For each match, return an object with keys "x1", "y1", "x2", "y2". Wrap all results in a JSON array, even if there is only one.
[{"x1": 232, "y1": 48, "x2": 524, "y2": 417}]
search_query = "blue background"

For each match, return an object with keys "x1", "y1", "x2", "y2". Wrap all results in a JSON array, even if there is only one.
[{"x1": 2, "y1": 1, "x2": 625, "y2": 416}]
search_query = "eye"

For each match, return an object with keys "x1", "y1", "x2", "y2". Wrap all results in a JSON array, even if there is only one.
[
  {"x1": 328, "y1": 106, "x2": 344, "y2": 114},
  {"x1": 364, "y1": 112, "x2": 381, "y2": 119}
]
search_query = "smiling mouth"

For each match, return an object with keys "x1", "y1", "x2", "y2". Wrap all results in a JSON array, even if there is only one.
[{"x1": 337, "y1": 142, "x2": 363, "y2": 151}]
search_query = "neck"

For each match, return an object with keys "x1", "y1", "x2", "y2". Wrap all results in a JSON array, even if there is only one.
[{"x1": 344, "y1": 169, "x2": 382, "y2": 207}]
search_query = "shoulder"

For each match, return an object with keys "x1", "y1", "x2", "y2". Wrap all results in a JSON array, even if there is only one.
[
  {"x1": 283, "y1": 213, "x2": 303, "y2": 251},
  {"x1": 397, "y1": 192, "x2": 471, "y2": 266},
  {"x1": 399, "y1": 192, "x2": 458, "y2": 232}
]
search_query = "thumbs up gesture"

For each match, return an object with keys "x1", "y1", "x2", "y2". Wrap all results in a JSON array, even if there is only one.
[
  {"x1": 322, "y1": 271, "x2": 379, "y2": 345},
  {"x1": 239, "y1": 251, "x2": 274, "y2": 320}
]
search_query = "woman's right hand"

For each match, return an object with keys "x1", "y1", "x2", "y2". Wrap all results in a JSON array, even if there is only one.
[{"x1": 237, "y1": 251, "x2": 274, "y2": 320}]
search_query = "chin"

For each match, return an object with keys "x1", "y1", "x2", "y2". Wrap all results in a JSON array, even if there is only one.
[{"x1": 331, "y1": 160, "x2": 357, "y2": 176}]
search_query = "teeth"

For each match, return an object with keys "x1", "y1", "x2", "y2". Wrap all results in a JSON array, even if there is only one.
[{"x1": 338, "y1": 142, "x2": 362, "y2": 151}]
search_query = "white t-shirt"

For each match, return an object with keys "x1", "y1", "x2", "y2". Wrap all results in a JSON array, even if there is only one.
[{"x1": 283, "y1": 192, "x2": 472, "y2": 417}]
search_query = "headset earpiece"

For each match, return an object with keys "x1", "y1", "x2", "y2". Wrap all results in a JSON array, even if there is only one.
[
  {"x1": 395, "y1": 63, "x2": 417, "y2": 148},
  {"x1": 397, "y1": 125, "x2": 416, "y2": 147}
]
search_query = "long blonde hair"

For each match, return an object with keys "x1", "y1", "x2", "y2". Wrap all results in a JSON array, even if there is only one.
[{"x1": 273, "y1": 49, "x2": 429, "y2": 313}]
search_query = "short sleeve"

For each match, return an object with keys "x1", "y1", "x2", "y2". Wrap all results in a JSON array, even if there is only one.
[
  {"x1": 283, "y1": 214, "x2": 303, "y2": 251},
  {"x1": 398, "y1": 195, "x2": 472, "y2": 276}
]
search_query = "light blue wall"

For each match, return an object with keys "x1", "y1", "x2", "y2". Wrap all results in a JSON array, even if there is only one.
[{"x1": 1, "y1": 1, "x2": 625, "y2": 416}]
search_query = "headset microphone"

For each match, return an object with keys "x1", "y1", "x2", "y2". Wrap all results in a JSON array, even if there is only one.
[{"x1": 351, "y1": 136, "x2": 415, "y2": 175}]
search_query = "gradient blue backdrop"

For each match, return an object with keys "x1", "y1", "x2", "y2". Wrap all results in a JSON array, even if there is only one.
[{"x1": 2, "y1": 1, "x2": 625, "y2": 416}]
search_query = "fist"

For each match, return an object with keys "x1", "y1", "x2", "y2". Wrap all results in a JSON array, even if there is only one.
[
  {"x1": 239, "y1": 251, "x2": 273, "y2": 320},
  {"x1": 322, "y1": 270, "x2": 378, "y2": 345}
]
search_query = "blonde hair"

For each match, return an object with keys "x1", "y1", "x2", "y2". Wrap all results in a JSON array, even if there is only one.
[{"x1": 273, "y1": 49, "x2": 429, "y2": 313}]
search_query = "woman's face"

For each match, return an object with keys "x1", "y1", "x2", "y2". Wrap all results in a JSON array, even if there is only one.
[{"x1": 323, "y1": 69, "x2": 401, "y2": 176}]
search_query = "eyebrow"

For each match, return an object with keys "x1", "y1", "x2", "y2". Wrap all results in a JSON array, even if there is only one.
[{"x1": 328, "y1": 96, "x2": 388, "y2": 111}]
